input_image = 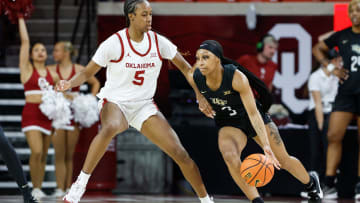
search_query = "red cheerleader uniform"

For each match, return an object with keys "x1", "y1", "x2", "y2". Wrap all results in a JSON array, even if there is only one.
[{"x1": 21, "y1": 67, "x2": 54, "y2": 136}]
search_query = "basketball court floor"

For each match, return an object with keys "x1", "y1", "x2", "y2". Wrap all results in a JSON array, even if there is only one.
[{"x1": 0, "y1": 195, "x2": 356, "y2": 203}]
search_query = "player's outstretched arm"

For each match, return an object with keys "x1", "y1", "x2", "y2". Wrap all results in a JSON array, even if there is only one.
[
  {"x1": 312, "y1": 40, "x2": 330, "y2": 67},
  {"x1": 313, "y1": 40, "x2": 348, "y2": 82},
  {"x1": 171, "y1": 52, "x2": 215, "y2": 118},
  {"x1": 76, "y1": 64, "x2": 101, "y2": 96},
  {"x1": 233, "y1": 70, "x2": 280, "y2": 169},
  {"x1": 56, "y1": 60, "x2": 101, "y2": 92}
]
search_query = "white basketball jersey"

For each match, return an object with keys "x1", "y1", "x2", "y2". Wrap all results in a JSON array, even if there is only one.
[{"x1": 97, "y1": 29, "x2": 164, "y2": 102}]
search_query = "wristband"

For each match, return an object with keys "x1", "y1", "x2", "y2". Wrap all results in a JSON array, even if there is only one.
[{"x1": 327, "y1": 63, "x2": 335, "y2": 72}]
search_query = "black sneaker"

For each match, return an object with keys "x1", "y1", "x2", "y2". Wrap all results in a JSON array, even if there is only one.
[
  {"x1": 24, "y1": 195, "x2": 39, "y2": 203},
  {"x1": 307, "y1": 171, "x2": 323, "y2": 200},
  {"x1": 355, "y1": 181, "x2": 360, "y2": 200},
  {"x1": 323, "y1": 185, "x2": 338, "y2": 199}
]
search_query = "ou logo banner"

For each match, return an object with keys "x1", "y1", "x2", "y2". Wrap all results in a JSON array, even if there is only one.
[{"x1": 269, "y1": 24, "x2": 312, "y2": 114}]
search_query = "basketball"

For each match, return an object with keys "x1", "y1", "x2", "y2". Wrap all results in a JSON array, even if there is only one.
[{"x1": 240, "y1": 153, "x2": 274, "y2": 187}]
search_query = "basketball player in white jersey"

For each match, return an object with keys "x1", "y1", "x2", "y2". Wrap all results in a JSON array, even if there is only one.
[{"x1": 56, "y1": 0, "x2": 214, "y2": 203}]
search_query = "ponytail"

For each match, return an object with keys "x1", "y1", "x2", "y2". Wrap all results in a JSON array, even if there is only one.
[
  {"x1": 198, "y1": 40, "x2": 273, "y2": 112},
  {"x1": 221, "y1": 57, "x2": 273, "y2": 112}
]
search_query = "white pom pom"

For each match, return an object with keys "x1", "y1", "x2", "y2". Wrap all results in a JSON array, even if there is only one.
[
  {"x1": 39, "y1": 83, "x2": 72, "y2": 129},
  {"x1": 71, "y1": 94, "x2": 99, "y2": 128}
]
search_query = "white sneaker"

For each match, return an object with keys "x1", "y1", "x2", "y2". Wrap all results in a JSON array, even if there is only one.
[
  {"x1": 51, "y1": 188, "x2": 65, "y2": 197},
  {"x1": 63, "y1": 181, "x2": 86, "y2": 203},
  {"x1": 31, "y1": 188, "x2": 46, "y2": 200}
]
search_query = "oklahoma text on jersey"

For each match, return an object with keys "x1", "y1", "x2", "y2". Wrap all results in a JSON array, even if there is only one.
[{"x1": 125, "y1": 62, "x2": 155, "y2": 69}]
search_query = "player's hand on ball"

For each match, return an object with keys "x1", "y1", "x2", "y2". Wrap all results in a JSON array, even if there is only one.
[
  {"x1": 197, "y1": 94, "x2": 215, "y2": 119},
  {"x1": 263, "y1": 145, "x2": 281, "y2": 170},
  {"x1": 55, "y1": 80, "x2": 71, "y2": 92}
]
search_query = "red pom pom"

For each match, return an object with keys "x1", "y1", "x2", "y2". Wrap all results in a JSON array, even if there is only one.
[{"x1": 2, "y1": 0, "x2": 34, "y2": 24}]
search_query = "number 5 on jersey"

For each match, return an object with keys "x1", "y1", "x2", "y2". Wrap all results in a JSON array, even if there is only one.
[{"x1": 133, "y1": 70, "x2": 145, "y2": 86}]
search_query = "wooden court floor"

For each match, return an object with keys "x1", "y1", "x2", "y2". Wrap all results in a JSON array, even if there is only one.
[{"x1": 0, "y1": 195, "x2": 358, "y2": 203}]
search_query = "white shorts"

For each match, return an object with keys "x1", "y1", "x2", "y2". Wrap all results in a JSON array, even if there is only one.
[{"x1": 98, "y1": 98, "x2": 159, "y2": 131}]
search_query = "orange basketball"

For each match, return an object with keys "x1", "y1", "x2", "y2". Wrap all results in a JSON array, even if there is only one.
[{"x1": 240, "y1": 153, "x2": 274, "y2": 187}]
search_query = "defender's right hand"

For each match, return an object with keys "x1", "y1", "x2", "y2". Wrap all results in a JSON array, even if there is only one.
[{"x1": 55, "y1": 80, "x2": 71, "y2": 92}]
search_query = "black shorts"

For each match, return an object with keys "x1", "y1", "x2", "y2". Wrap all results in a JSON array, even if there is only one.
[
  {"x1": 215, "y1": 110, "x2": 272, "y2": 138},
  {"x1": 332, "y1": 93, "x2": 360, "y2": 115}
]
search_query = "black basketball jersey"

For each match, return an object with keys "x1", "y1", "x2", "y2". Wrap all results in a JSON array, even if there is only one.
[
  {"x1": 193, "y1": 64, "x2": 261, "y2": 121},
  {"x1": 325, "y1": 27, "x2": 360, "y2": 94}
]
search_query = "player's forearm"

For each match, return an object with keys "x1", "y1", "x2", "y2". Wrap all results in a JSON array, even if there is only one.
[
  {"x1": 314, "y1": 104, "x2": 324, "y2": 129},
  {"x1": 18, "y1": 18, "x2": 30, "y2": 45},
  {"x1": 312, "y1": 44, "x2": 329, "y2": 67},
  {"x1": 70, "y1": 61, "x2": 101, "y2": 88},
  {"x1": 90, "y1": 81, "x2": 100, "y2": 96},
  {"x1": 249, "y1": 111, "x2": 270, "y2": 147},
  {"x1": 172, "y1": 53, "x2": 202, "y2": 97},
  {"x1": 186, "y1": 75, "x2": 202, "y2": 97},
  {"x1": 69, "y1": 69, "x2": 91, "y2": 89}
]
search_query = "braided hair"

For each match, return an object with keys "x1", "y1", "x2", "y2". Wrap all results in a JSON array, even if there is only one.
[
  {"x1": 124, "y1": 0, "x2": 146, "y2": 27},
  {"x1": 198, "y1": 40, "x2": 273, "y2": 112}
]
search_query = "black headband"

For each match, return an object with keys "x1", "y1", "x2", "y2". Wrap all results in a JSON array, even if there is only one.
[{"x1": 198, "y1": 40, "x2": 223, "y2": 60}]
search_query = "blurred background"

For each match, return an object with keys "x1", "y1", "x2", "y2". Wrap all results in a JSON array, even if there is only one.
[{"x1": 0, "y1": 0, "x2": 357, "y2": 200}]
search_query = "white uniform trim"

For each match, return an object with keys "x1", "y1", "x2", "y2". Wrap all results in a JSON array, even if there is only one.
[
  {"x1": 22, "y1": 126, "x2": 52, "y2": 136},
  {"x1": 98, "y1": 98, "x2": 158, "y2": 131},
  {"x1": 54, "y1": 125, "x2": 75, "y2": 131},
  {"x1": 93, "y1": 28, "x2": 177, "y2": 102},
  {"x1": 24, "y1": 90, "x2": 44, "y2": 96}
]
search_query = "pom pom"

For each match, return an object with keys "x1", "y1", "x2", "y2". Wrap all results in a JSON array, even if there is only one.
[
  {"x1": 2, "y1": 0, "x2": 34, "y2": 24},
  {"x1": 38, "y1": 78, "x2": 72, "y2": 129},
  {"x1": 71, "y1": 94, "x2": 99, "y2": 128}
]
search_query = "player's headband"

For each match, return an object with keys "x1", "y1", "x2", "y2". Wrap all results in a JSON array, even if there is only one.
[{"x1": 198, "y1": 40, "x2": 224, "y2": 60}]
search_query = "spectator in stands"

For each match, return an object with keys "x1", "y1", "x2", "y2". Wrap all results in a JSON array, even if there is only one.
[
  {"x1": 312, "y1": 0, "x2": 360, "y2": 199},
  {"x1": 236, "y1": 34, "x2": 278, "y2": 92},
  {"x1": 0, "y1": 125, "x2": 38, "y2": 203},
  {"x1": 18, "y1": 17, "x2": 59, "y2": 200},
  {"x1": 48, "y1": 41, "x2": 100, "y2": 197}
]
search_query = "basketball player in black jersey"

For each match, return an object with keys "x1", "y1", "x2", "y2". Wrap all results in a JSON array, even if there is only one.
[
  {"x1": 313, "y1": 0, "x2": 360, "y2": 199},
  {"x1": 0, "y1": 125, "x2": 38, "y2": 203},
  {"x1": 191, "y1": 40, "x2": 323, "y2": 203}
]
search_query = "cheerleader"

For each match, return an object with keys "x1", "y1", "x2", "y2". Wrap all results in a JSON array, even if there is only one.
[
  {"x1": 18, "y1": 17, "x2": 59, "y2": 200},
  {"x1": 48, "y1": 41, "x2": 99, "y2": 197}
]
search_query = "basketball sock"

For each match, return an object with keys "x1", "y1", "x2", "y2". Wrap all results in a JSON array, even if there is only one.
[
  {"x1": 77, "y1": 171, "x2": 91, "y2": 186},
  {"x1": 325, "y1": 176, "x2": 336, "y2": 188},
  {"x1": 251, "y1": 197, "x2": 264, "y2": 203},
  {"x1": 199, "y1": 195, "x2": 213, "y2": 203},
  {"x1": 305, "y1": 175, "x2": 314, "y2": 191}
]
